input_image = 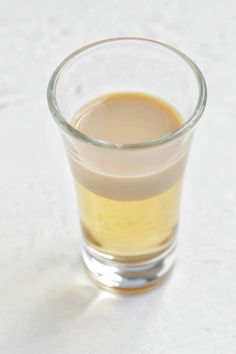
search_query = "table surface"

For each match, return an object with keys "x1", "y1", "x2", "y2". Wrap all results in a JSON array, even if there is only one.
[{"x1": 1, "y1": 1, "x2": 236, "y2": 353}]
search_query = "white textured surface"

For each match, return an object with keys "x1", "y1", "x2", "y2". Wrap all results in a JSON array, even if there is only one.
[{"x1": 0, "y1": 1, "x2": 236, "y2": 353}]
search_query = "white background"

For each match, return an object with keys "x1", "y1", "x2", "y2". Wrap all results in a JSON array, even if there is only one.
[{"x1": 0, "y1": 1, "x2": 236, "y2": 353}]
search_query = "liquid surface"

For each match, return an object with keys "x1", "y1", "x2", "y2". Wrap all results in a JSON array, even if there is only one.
[
  {"x1": 73, "y1": 92, "x2": 182, "y2": 143},
  {"x1": 70, "y1": 92, "x2": 184, "y2": 258}
]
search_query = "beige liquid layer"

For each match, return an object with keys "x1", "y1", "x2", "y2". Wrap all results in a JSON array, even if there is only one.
[
  {"x1": 73, "y1": 92, "x2": 182, "y2": 143},
  {"x1": 69, "y1": 92, "x2": 184, "y2": 258}
]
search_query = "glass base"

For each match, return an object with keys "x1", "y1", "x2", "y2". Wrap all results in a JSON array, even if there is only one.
[{"x1": 82, "y1": 243, "x2": 176, "y2": 292}]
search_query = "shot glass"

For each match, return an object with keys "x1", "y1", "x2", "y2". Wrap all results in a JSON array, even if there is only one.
[{"x1": 47, "y1": 38, "x2": 207, "y2": 291}]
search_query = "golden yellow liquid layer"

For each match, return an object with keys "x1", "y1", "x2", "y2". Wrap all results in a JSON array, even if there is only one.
[{"x1": 75, "y1": 181, "x2": 182, "y2": 258}]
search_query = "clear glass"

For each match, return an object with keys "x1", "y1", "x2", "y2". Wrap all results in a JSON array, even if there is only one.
[{"x1": 47, "y1": 38, "x2": 207, "y2": 291}]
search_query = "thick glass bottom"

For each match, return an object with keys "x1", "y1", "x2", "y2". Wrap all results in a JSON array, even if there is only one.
[{"x1": 82, "y1": 243, "x2": 176, "y2": 292}]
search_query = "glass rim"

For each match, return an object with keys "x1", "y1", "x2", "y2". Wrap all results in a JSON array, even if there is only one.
[{"x1": 47, "y1": 37, "x2": 207, "y2": 150}]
